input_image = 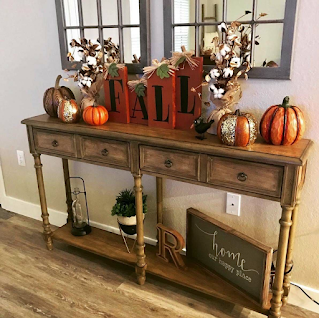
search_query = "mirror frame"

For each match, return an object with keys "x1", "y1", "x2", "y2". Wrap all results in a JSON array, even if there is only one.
[
  {"x1": 163, "y1": 0, "x2": 297, "y2": 80},
  {"x1": 55, "y1": 0, "x2": 150, "y2": 74}
]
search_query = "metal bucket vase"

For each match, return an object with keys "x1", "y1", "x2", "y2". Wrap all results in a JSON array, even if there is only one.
[{"x1": 207, "y1": 82, "x2": 242, "y2": 135}]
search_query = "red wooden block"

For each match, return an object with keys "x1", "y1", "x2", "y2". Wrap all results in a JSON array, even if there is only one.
[
  {"x1": 175, "y1": 57, "x2": 203, "y2": 130},
  {"x1": 129, "y1": 89, "x2": 148, "y2": 125},
  {"x1": 104, "y1": 67, "x2": 130, "y2": 123},
  {"x1": 147, "y1": 72, "x2": 176, "y2": 129}
]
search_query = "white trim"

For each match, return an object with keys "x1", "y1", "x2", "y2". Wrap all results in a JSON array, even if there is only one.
[{"x1": 0, "y1": 162, "x2": 317, "y2": 313}]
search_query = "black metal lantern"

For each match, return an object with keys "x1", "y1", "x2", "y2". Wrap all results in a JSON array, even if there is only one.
[{"x1": 68, "y1": 177, "x2": 91, "y2": 236}]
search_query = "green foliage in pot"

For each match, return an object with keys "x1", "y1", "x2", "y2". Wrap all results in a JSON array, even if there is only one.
[{"x1": 111, "y1": 189, "x2": 147, "y2": 218}]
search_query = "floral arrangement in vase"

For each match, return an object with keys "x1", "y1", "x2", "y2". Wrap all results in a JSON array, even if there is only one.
[{"x1": 204, "y1": 11, "x2": 267, "y2": 134}]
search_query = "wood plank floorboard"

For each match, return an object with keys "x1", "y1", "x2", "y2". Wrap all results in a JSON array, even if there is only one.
[{"x1": 0, "y1": 213, "x2": 318, "y2": 318}]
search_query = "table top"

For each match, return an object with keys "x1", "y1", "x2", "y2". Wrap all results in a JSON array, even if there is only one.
[{"x1": 22, "y1": 114, "x2": 313, "y2": 166}]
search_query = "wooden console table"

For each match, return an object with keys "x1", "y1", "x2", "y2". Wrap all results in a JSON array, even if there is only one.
[{"x1": 22, "y1": 114, "x2": 313, "y2": 318}]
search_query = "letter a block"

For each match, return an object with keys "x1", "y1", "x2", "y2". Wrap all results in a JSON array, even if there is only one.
[
  {"x1": 175, "y1": 57, "x2": 203, "y2": 130},
  {"x1": 129, "y1": 89, "x2": 148, "y2": 125},
  {"x1": 147, "y1": 72, "x2": 176, "y2": 129},
  {"x1": 104, "y1": 67, "x2": 130, "y2": 123}
]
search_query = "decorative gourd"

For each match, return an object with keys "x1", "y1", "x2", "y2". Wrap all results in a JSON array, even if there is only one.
[
  {"x1": 83, "y1": 105, "x2": 109, "y2": 126},
  {"x1": 217, "y1": 109, "x2": 258, "y2": 147},
  {"x1": 260, "y1": 96, "x2": 305, "y2": 146},
  {"x1": 43, "y1": 75, "x2": 75, "y2": 117},
  {"x1": 57, "y1": 99, "x2": 81, "y2": 123}
]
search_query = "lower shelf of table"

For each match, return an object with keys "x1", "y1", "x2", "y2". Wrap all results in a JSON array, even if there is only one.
[{"x1": 53, "y1": 223, "x2": 271, "y2": 315}]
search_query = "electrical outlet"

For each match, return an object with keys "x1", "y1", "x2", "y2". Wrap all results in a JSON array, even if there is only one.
[
  {"x1": 17, "y1": 150, "x2": 26, "y2": 166},
  {"x1": 226, "y1": 192, "x2": 241, "y2": 216}
]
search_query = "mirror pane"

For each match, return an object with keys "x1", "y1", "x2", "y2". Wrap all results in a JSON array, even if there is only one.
[
  {"x1": 82, "y1": 0, "x2": 98, "y2": 26},
  {"x1": 101, "y1": 0, "x2": 119, "y2": 25},
  {"x1": 66, "y1": 29, "x2": 81, "y2": 59},
  {"x1": 123, "y1": 27, "x2": 141, "y2": 63},
  {"x1": 257, "y1": 0, "x2": 286, "y2": 20},
  {"x1": 122, "y1": 0, "x2": 140, "y2": 25},
  {"x1": 84, "y1": 28, "x2": 99, "y2": 42},
  {"x1": 253, "y1": 23, "x2": 283, "y2": 67},
  {"x1": 63, "y1": 0, "x2": 80, "y2": 26},
  {"x1": 174, "y1": 26, "x2": 195, "y2": 52},
  {"x1": 199, "y1": 0, "x2": 223, "y2": 23},
  {"x1": 174, "y1": 0, "x2": 195, "y2": 24},
  {"x1": 227, "y1": 0, "x2": 253, "y2": 21},
  {"x1": 103, "y1": 28, "x2": 120, "y2": 60}
]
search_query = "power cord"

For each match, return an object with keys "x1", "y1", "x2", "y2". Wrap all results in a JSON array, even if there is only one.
[
  {"x1": 290, "y1": 283, "x2": 319, "y2": 306},
  {"x1": 272, "y1": 250, "x2": 319, "y2": 306}
]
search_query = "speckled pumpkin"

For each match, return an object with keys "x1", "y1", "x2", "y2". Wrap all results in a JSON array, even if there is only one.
[
  {"x1": 43, "y1": 75, "x2": 75, "y2": 117},
  {"x1": 83, "y1": 105, "x2": 109, "y2": 126},
  {"x1": 57, "y1": 99, "x2": 81, "y2": 123},
  {"x1": 217, "y1": 109, "x2": 258, "y2": 147},
  {"x1": 260, "y1": 96, "x2": 305, "y2": 146}
]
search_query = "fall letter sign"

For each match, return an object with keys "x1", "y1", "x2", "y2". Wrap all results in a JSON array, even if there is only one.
[
  {"x1": 104, "y1": 66, "x2": 130, "y2": 123},
  {"x1": 175, "y1": 57, "x2": 203, "y2": 130},
  {"x1": 147, "y1": 72, "x2": 176, "y2": 129}
]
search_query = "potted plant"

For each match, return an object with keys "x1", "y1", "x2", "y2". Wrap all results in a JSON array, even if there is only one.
[{"x1": 111, "y1": 189, "x2": 147, "y2": 235}]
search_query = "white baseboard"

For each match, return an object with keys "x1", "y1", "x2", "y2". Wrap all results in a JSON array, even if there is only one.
[{"x1": 0, "y1": 164, "x2": 317, "y2": 313}]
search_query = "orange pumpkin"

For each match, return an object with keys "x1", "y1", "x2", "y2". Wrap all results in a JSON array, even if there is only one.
[
  {"x1": 57, "y1": 99, "x2": 81, "y2": 123},
  {"x1": 83, "y1": 105, "x2": 109, "y2": 126},
  {"x1": 217, "y1": 109, "x2": 258, "y2": 147},
  {"x1": 260, "y1": 96, "x2": 305, "y2": 145}
]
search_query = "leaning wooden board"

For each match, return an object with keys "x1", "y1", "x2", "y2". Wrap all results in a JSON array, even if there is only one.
[{"x1": 186, "y1": 208, "x2": 273, "y2": 308}]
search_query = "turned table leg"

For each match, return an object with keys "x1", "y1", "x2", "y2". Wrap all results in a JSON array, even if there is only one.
[
  {"x1": 62, "y1": 159, "x2": 73, "y2": 223},
  {"x1": 33, "y1": 154, "x2": 53, "y2": 250},
  {"x1": 269, "y1": 206, "x2": 293, "y2": 318},
  {"x1": 134, "y1": 174, "x2": 147, "y2": 285},
  {"x1": 156, "y1": 177, "x2": 163, "y2": 224},
  {"x1": 282, "y1": 193, "x2": 301, "y2": 306}
]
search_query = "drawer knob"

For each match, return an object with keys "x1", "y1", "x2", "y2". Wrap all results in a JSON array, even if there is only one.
[
  {"x1": 101, "y1": 149, "x2": 109, "y2": 156},
  {"x1": 237, "y1": 172, "x2": 248, "y2": 182},
  {"x1": 51, "y1": 140, "x2": 59, "y2": 147},
  {"x1": 164, "y1": 159, "x2": 173, "y2": 168}
]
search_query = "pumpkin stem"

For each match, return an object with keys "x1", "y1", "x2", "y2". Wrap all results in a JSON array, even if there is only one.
[
  {"x1": 55, "y1": 75, "x2": 62, "y2": 89},
  {"x1": 282, "y1": 96, "x2": 290, "y2": 109},
  {"x1": 234, "y1": 109, "x2": 241, "y2": 116}
]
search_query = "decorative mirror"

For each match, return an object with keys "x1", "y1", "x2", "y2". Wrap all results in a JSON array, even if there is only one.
[
  {"x1": 55, "y1": 0, "x2": 150, "y2": 73},
  {"x1": 163, "y1": 0, "x2": 297, "y2": 79}
]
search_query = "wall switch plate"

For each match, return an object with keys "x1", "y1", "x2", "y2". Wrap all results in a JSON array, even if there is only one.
[
  {"x1": 226, "y1": 192, "x2": 241, "y2": 216},
  {"x1": 17, "y1": 150, "x2": 26, "y2": 166}
]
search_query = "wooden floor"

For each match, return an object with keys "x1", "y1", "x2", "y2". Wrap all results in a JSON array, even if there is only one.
[{"x1": 0, "y1": 209, "x2": 318, "y2": 318}]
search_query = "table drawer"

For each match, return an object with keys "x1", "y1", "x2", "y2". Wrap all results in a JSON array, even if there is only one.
[
  {"x1": 80, "y1": 137, "x2": 130, "y2": 168},
  {"x1": 140, "y1": 146, "x2": 200, "y2": 181},
  {"x1": 207, "y1": 157, "x2": 283, "y2": 197},
  {"x1": 34, "y1": 129, "x2": 76, "y2": 156}
]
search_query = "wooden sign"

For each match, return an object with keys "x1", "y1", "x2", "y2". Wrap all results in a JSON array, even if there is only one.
[
  {"x1": 186, "y1": 208, "x2": 272, "y2": 307},
  {"x1": 147, "y1": 73, "x2": 176, "y2": 129},
  {"x1": 129, "y1": 89, "x2": 148, "y2": 125},
  {"x1": 157, "y1": 223, "x2": 186, "y2": 270},
  {"x1": 104, "y1": 67, "x2": 130, "y2": 123},
  {"x1": 175, "y1": 57, "x2": 203, "y2": 130}
]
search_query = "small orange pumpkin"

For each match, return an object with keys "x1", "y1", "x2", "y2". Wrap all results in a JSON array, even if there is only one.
[
  {"x1": 83, "y1": 105, "x2": 109, "y2": 126},
  {"x1": 57, "y1": 99, "x2": 81, "y2": 123},
  {"x1": 260, "y1": 96, "x2": 305, "y2": 146},
  {"x1": 217, "y1": 109, "x2": 258, "y2": 147}
]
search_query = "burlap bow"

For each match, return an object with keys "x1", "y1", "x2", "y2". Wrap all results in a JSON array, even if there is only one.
[
  {"x1": 127, "y1": 77, "x2": 147, "y2": 92},
  {"x1": 170, "y1": 48, "x2": 199, "y2": 70},
  {"x1": 103, "y1": 57, "x2": 125, "y2": 79},
  {"x1": 80, "y1": 73, "x2": 104, "y2": 109},
  {"x1": 143, "y1": 59, "x2": 176, "y2": 79}
]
